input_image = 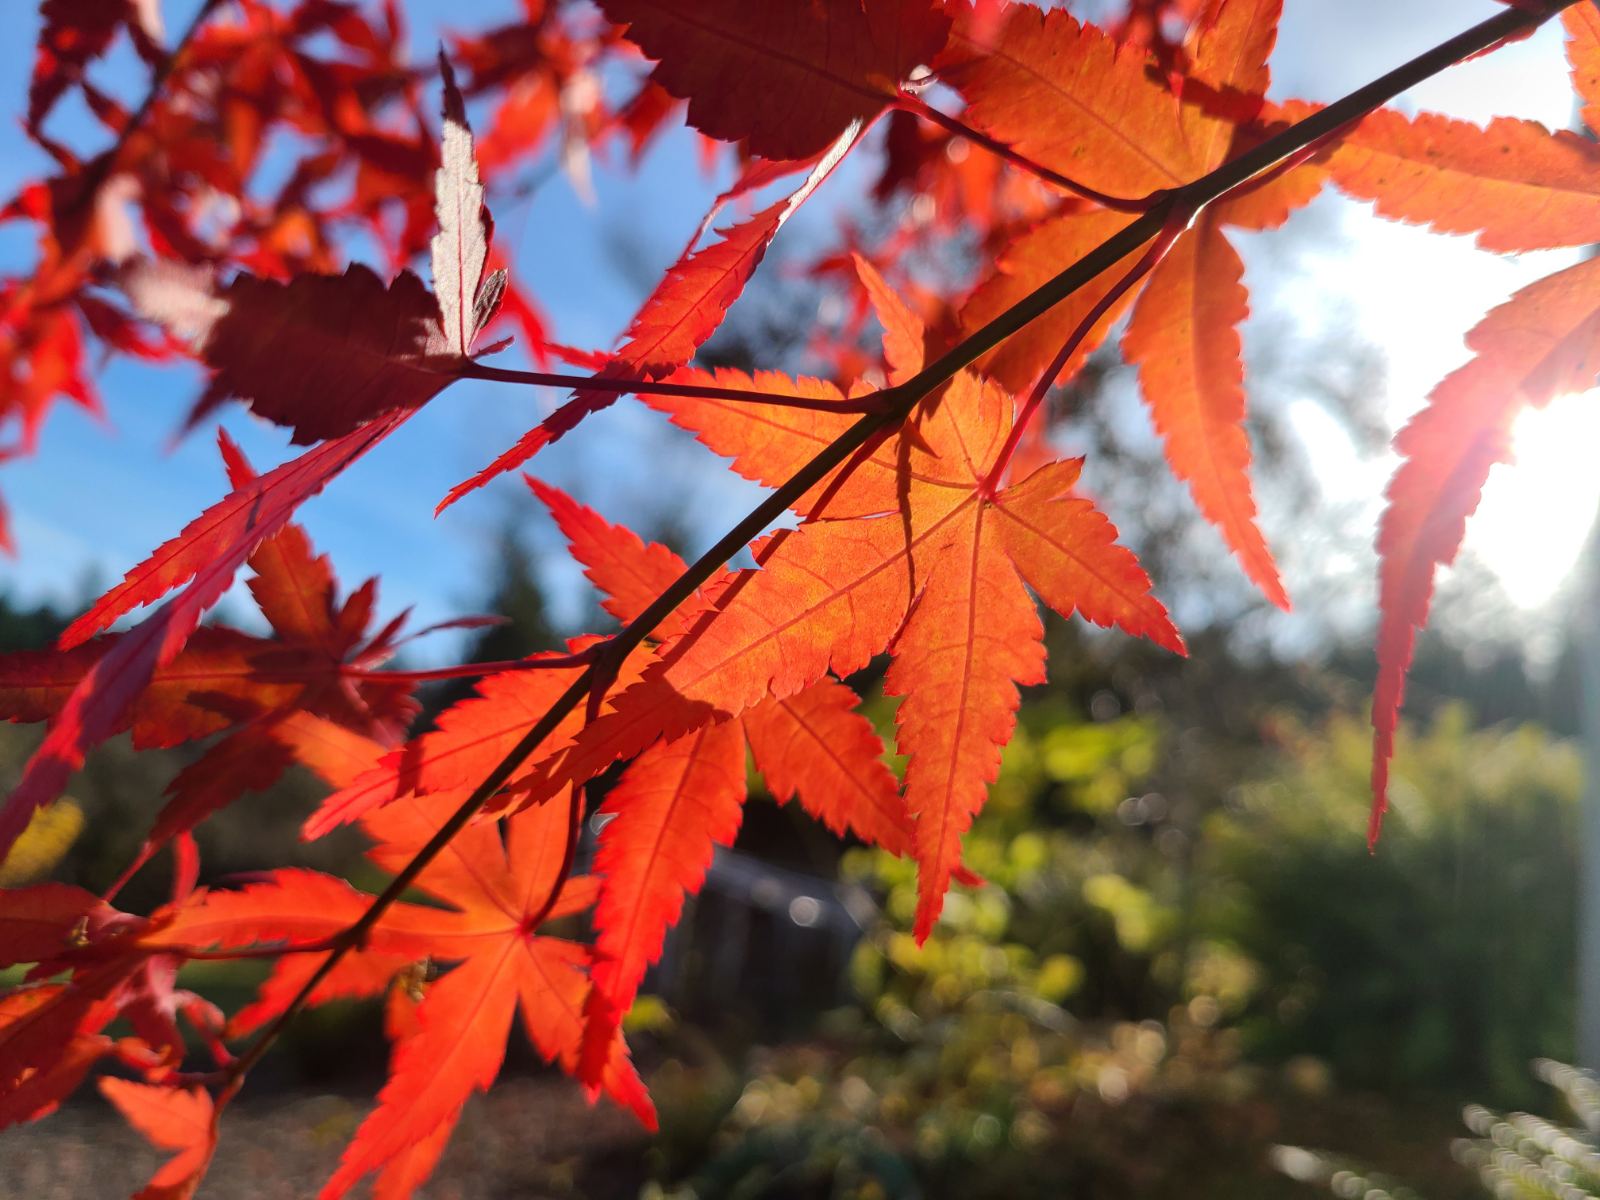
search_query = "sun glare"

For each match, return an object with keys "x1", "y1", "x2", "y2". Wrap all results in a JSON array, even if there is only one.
[{"x1": 1466, "y1": 388, "x2": 1600, "y2": 610}]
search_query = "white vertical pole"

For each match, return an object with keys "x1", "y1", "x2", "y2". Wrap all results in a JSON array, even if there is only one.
[{"x1": 1578, "y1": 516, "x2": 1600, "y2": 1068}]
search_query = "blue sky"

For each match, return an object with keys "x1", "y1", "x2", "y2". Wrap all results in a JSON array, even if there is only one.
[{"x1": 0, "y1": 0, "x2": 1588, "y2": 661}]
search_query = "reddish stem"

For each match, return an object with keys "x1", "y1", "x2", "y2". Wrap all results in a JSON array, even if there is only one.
[
  {"x1": 341, "y1": 647, "x2": 600, "y2": 685},
  {"x1": 981, "y1": 208, "x2": 1190, "y2": 495},
  {"x1": 522, "y1": 784, "x2": 586, "y2": 932},
  {"x1": 180, "y1": 938, "x2": 339, "y2": 962},
  {"x1": 894, "y1": 92, "x2": 1159, "y2": 215}
]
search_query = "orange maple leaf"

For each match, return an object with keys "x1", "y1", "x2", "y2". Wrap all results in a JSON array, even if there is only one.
[
  {"x1": 526, "y1": 478, "x2": 914, "y2": 1080},
  {"x1": 154, "y1": 778, "x2": 654, "y2": 1197},
  {"x1": 535, "y1": 361, "x2": 1182, "y2": 942},
  {"x1": 99, "y1": 1079, "x2": 217, "y2": 1200},
  {"x1": 0, "y1": 417, "x2": 408, "y2": 863},
  {"x1": 946, "y1": 0, "x2": 1312, "y2": 606}
]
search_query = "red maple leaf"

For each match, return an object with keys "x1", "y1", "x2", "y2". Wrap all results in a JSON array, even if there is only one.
[
  {"x1": 0, "y1": 432, "x2": 419, "y2": 874},
  {"x1": 0, "y1": 48, "x2": 504, "y2": 859},
  {"x1": 595, "y1": 0, "x2": 951, "y2": 160}
]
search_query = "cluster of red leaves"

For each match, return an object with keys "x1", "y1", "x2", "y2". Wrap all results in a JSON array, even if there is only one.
[
  {"x1": 3, "y1": 0, "x2": 1598, "y2": 1195},
  {"x1": 1, "y1": 0, "x2": 577, "y2": 548}
]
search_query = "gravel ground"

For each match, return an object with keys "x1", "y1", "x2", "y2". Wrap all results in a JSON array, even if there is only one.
[{"x1": 1, "y1": 1076, "x2": 653, "y2": 1199}]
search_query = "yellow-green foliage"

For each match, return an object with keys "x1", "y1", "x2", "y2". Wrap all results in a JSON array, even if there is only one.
[
  {"x1": 662, "y1": 705, "x2": 1267, "y2": 1196},
  {"x1": 0, "y1": 797, "x2": 83, "y2": 885},
  {"x1": 654, "y1": 699, "x2": 1582, "y2": 1196}
]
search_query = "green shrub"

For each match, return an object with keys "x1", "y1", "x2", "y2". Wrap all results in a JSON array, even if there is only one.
[{"x1": 1208, "y1": 707, "x2": 1580, "y2": 1103}]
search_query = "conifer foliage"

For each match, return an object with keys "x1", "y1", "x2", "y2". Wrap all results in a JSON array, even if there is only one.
[{"x1": 3, "y1": 0, "x2": 1597, "y2": 1192}]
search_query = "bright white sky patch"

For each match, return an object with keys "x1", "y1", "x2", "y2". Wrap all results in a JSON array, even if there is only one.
[
  {"x1": 1261, "y1": 6, "x2": 1595, "y2": 613},
  {"x1": 1471, "y1": 389, "x2": 1600, "y2": 610}
]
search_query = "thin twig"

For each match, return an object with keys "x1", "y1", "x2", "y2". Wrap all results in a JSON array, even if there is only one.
[
  {"x1": 74, "y1": 0, "x2": 226, "y2": 207},
  {"x1": 894, "y1": 92, "x2": 1156, "y2": 214},
  {"x1": 181, "y1": 939, "x2": 338, "y2": 962},
  {"x1": 982, "y1": 205, "x2": 1192, "y2": 494},
  {"x1": 459, "y1": 362, "x2": 883, "y2": 413},
  {"x1": 341, "y1": 649, "x2": 598, "y2": 684},
  {"x1": 524, "y1": 785, "x2": 586, "y2": 931}
]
